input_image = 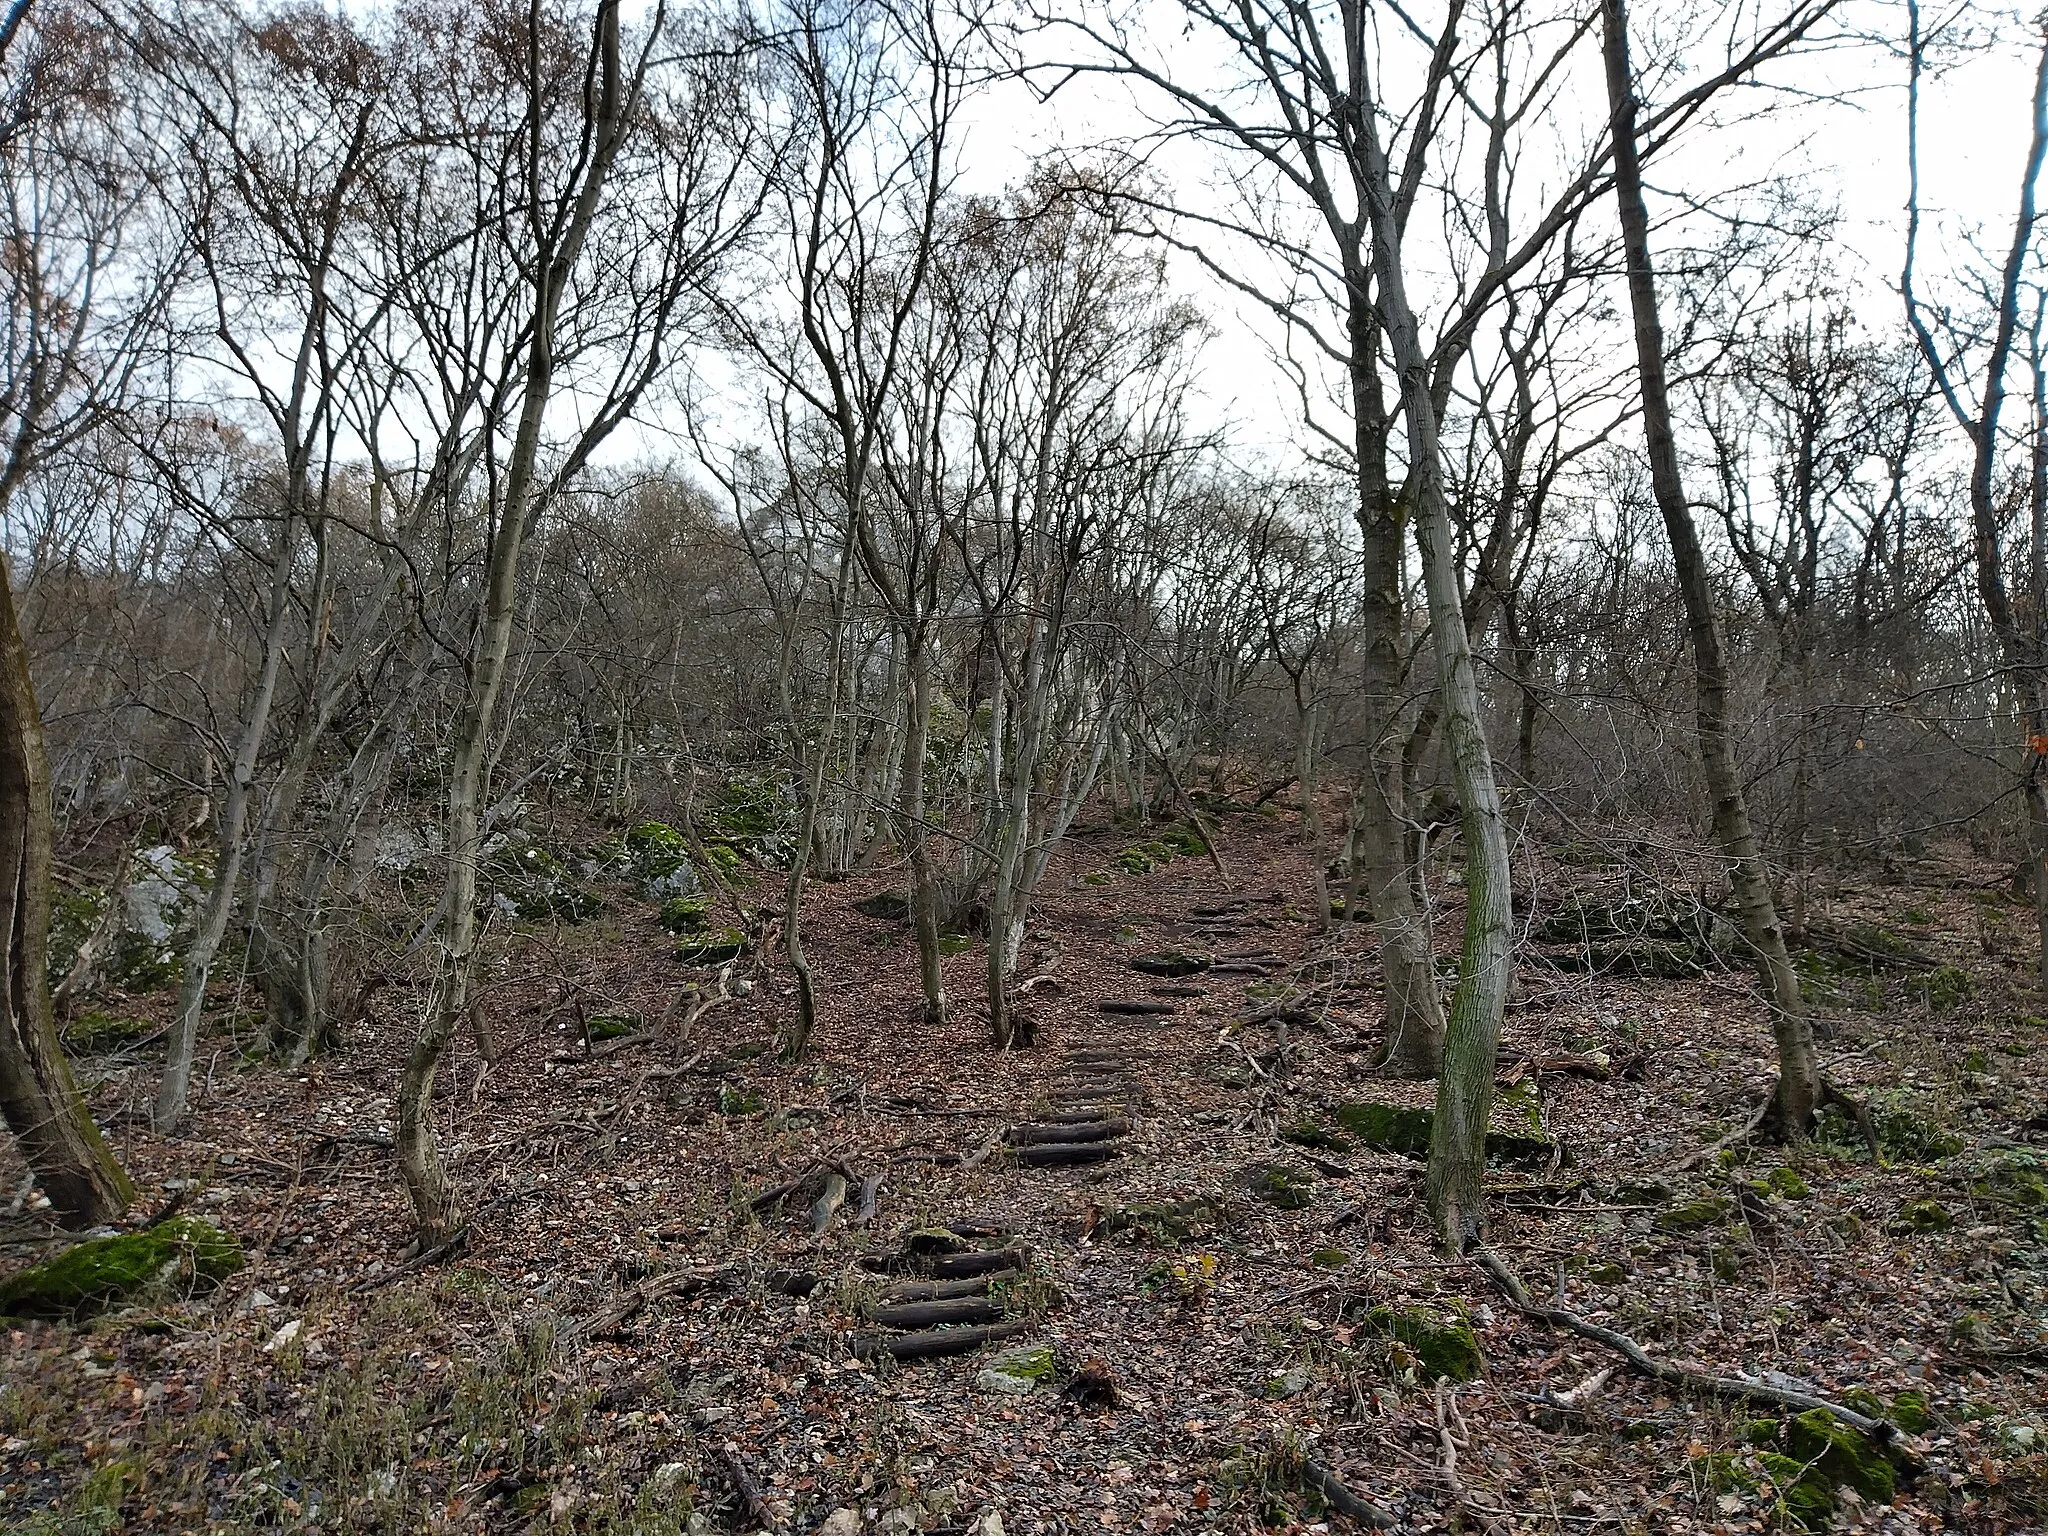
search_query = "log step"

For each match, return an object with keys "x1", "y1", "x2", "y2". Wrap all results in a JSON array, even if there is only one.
[
  {"x1": 1010, "y1": 1141, "x2": 1121, "y2": 1167},
  {"x1": 877, "y1": 1274, "x2": 994, "y2": 1304},
  {"x1": 1039, "y1": 1109, "x2": 1121, "y2": 1125},
  {"x1": 1099, "y1": 999, "x2": 1176, "y2": 1015},
  {"x1": 849, "y1": 1320, "x2": 1026, "y2": 1361},
  {"x1": 926, "y1": 1247, "x2": 1029, "y2": 1279},
  {"x1": 1149, "y1": 984, "x2": 1207, "y2": 998},
  {"x1": 865, "y1": 1296, "x2": 1004, "y2": 1328},
  {"x1": 1005, "y1": 1118, "x2": 1130, "y2": 1146}
]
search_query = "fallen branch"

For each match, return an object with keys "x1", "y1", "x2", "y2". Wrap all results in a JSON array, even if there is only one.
[
  {"x1": 1297, "y1": 1454, "x2": 1396, "y2": 1528},
  {"x1": 1472, "y1": 1247, "x2": 1905, "y2": 1446},
  {"x1": 712, "y1": 1441, "x2": 776, "y2": 1529}
]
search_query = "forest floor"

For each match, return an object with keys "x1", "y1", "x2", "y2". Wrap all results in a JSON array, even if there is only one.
[{"x1": 3, "y1": 800, "x2": 2048, "y2": 1535}]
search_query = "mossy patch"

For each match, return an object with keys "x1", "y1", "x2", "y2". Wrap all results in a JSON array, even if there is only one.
[
  {"x1": 1244, "y1": 1162, "x2": 1315, "y2": 1211},
  {"x1": 1910, "y1": 962, "x2": 1974, "y2": 1013},
  {"x1": 1093, "y1": 1196, "x2": 1229, "y2": 1246},
  {"x1": 585, "y1": 1013, "x2": 642, "y2": 1043},
  {"x1": 937, "y1": 932, "x2": 973, "y2": 956},
  {"x1": 60, "y1": 1008, "x2": 152, "y2": 1053},
  {"x1": 1331, "y1": 1102, "x2": 1562, "y2": 1168},
  {"x1": 975, "y1": 1344, "x2": 1054, "y2": 1396},
  {"x1": 1656, "y1": 1193, "x2": 1735, "y2": 1233},
  {"x1": 1895, "y1": 1197, "x2": 1952, "y2": 1232},
  {"x1": 716, "y1": 1084, "x2": 764, "y2": 1117},
  {"x1": 482, "y1": 837, "x2": 603, "y2": 923},
  {"x1": 674, "y1": 927, "x2": 747, "y2": 966},
  {"x1": 0, "y1": 1218, "x2": 243, "y2": 1317},
  {"x1": 658, "y1": 893, "x2": 712, "y2": 932},
  {"x1": 1357, "y1": 1304, "x2": 1482, "y2": 1380},
  {"x1": 1279, "y1": 1120, "x2": 1352, "y2": 1152},
  {"x1": 1972, "y1": 1147, "x2": 2048, "y2": 1208}
]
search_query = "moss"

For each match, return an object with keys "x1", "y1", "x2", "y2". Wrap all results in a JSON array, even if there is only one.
[
  {"x1": 705, "y1": 776, "x2": 792, "y2": 843},
  {"x1": 658, "y1": 894, "x2": 711, "y2": 933},
  {"x1": 937, "y1": 932, "x2": 972, "y2": 956},
  {"x1": 1311, "y1": 1248, "x2": 1349, "y2": 1268},
  {"x1": 1330, "y1": 1101, "x2": 1562, "y2": 1168},
  {"x1": 1972, "y1": 1148, "x2": 2048, "y2": 1208},
  {"x1": 1786, "y1": 1409, "x2": 1899, "y2": 1502},
  {"x1": 50, "y1": 886, "x2": 108, "y2": 987},
  {"x1": 585, "y1": 1013, "x2": 642, "y2": 1042},
  {"x1": 1113, "y1": 846, "x2": 1157, "y2": 875},
  {"x1": 674, "y1": 927, "x2": 747, "y2": 966},
  {"x1": 483, "y1": 839, "x2": 603, "y2": 923},
  {"x1": 715, "y1": 1084, "x2": 764, "y2": 1117},
  {"x1": 1081, "y1": 871, "x2": 1113, "y2": 887},
  {"x1": 623, "y1": 819, "x2": 689, "y2": 870},
  {"x1": 0, "y1": 1218, "x2": 243, "y2": 1317},
  {"x1": 1279, "y1": 1120, "x2": 1352, "y2": 1152},
  {"x1": 1889, "y1": 1390, "x2": 1933, "y2": 1434},
  {"x1": 978, "y1": 1344, "x2": 1054, "y2": 1388},
  {"x1": 853, "y1": 890, "x2": 910, "y2": 922},
  {"x1": 1895, "y1": 1197, "x2": 1953, "y2": 1232},
  {"x1": 1911, "y1": 963, "x2": 1974, "y2": 1013},
  {"x1": 1656, "y1": 1194, "x2": 1735, "y2": 1233},
  {"x1": 1360, "y1": 1304, "x2": 1482, "y2": 1381},
  {"x1": 1244, "y1": 1162, "x2": 1315, "y2": 1210},
  {"x1": 106, "y1": 930, "x2": 182, "y2": 992},
  {"x1": 1760, "y1": 1166, "x2": 1811, "y2": 1200},
  {"x1": 1095, "y1": 1196, "x2": 1228, "y2": 1246},
  {"x1": 1332, "y1": 1102, "x2": 1433, "y2": 1158},
  {"x1": 60, "y1": 1008, "x2": 152, "y2": 1052},
  {"x1": 1154, "y1": 822, "x2": 1209, "y2": 857}
]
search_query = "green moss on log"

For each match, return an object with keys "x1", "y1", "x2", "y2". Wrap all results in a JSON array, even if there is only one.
[{"x1": 0, "y1": 1218, "x2": 243, "y2": 1317}]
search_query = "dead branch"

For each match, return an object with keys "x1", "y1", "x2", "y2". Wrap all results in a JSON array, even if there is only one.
[
  {"x1": 712, "y1": 1440, "x2": 776, "y2": 1529},
  {"x1": 1297, "y1": 1452, "x2": 1397, "y2": 1528},
  {"x1": 1472, "y1": 1247, "x2": 1908, "y2": 1447}
]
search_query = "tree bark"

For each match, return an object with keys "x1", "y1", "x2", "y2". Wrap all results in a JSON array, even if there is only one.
[
  {"x1": 0, "y1": 553, "x2": 133, "y2": 1226},
  {"x1": 1602, "y1": 0, "x2": 1819, "y2": 1133}
]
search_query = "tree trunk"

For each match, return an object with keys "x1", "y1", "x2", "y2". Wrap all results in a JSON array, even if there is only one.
[
  {"x1": 0, "y1": 557, "x2": 133, "y2": 1225},
  {"x1": 153, "y1": 507, "x2": 298, "y2": 1131},
  {"x1": 1602, "y1": 0, "x2": 1818, "y2": 1134},
  {"x1": 1351, "y1": 290, "x2": 1446, "y2": 1079},
  {"x1": 1353, "y1": 102, "x2": 1516, "y2": 1252},
  {"x1": 901, "y1": 635, "x2": 946, "y2": 1026}
]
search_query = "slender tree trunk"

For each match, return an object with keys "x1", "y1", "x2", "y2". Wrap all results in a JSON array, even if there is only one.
[
  {"x1": 1353, "y1": 106, "x2": 1515, "y2": 1251},
  {"x1": 154, "y1": 511, "x2": 298, "y2": 1131},
  {"x1": 1602, "y1": 0, "x2": 1818, "y2": 1133},
  {"x1": 0, "y1": 553, "x2": 133, "y2": 1225},
  {"x1": 900, "y1": 634, "x2": 946, "y2": 1025},
  {"x1": 1352, "y1": 293, "x2": 1446, "y2": 1078}
]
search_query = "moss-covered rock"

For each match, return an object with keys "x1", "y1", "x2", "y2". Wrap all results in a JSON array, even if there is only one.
[
  {"x1": 1093, "y1": 1196, "x2": 1228, "y2": 1246},
  {"x1": 1359, "y1": 1304, "x2": 1482, "y2": 1381},
  {"x1": 1911, "y1": 963, "x2": 1974, "y2": 1013},
  {"x1": 716, "y1": 1084, "x2": 764, "y2": 1117},
  {"x1": 620, "y1": 820, "x2": 699, "y2": 897},
  {"x1": 60, "y1": 1008, "x2": 153, "y2": 1053},
  {"x1": 1757, "y1": 1166, "x2": 1811, "y2": 1200},
  {"x1": 1130, "y1": 950, "x2": 1211, "y2": 977},
  {"x1": 1279, "y1": 1120, "x2": 1352, "y2": 1152},
  {"x1": 1656, "y1": 1193, "x2": 1735, "y2": 1233},
  {"x1": 658, "y1": 893, "x2": 712, "y2": 933},
  {"x1": 853, "y1": 890, "x2": 910, "y2": 922},
  {"x1": 1973, "y1": 1148, "x2": 2048, "y2": 1208},
  {"x1": 1332, "y1": 1102, "x2": 1433, "y2": 1158},
  {"x1": 483, "y1": 836, "x2": 603, "y2": 923},
  {"x1": 0, "y1": 1218, "x2": 243, "y2": 1317},
  {"x1": 1895, "y1": 1197, "x2": 1953, "y2": 1232},
  {"x1": 1785, "y1": 1409, "x2": 1900, "y2": 1502},
  {"x1": 675, "y1": 927, "x2": 747, "y2": 966},
  {"x1": 1331, "y1": 1102, "x2": 1562, "y2": 1168},
  {"x1": 975, "y1": 1344, "x2": 1054, "y2": 1396},
  {"x1": 1244, "y1": 1162, "x2": 1315, "y2": 1211},
  {"x1": 585, "y1": 1013, "x2": 642, "y2": 1042}
]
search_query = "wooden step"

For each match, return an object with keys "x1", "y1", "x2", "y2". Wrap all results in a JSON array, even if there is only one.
[
  {"x1": 849, "y1": 1320, "x2": 1026, "y2": 1361},
  {"x1": 1005, "y1": 1118, "x2": 1130, "y2": 1146},
  {"x1": 864, "y1": 1295, "x2": 1004, "y2": 1328}
]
